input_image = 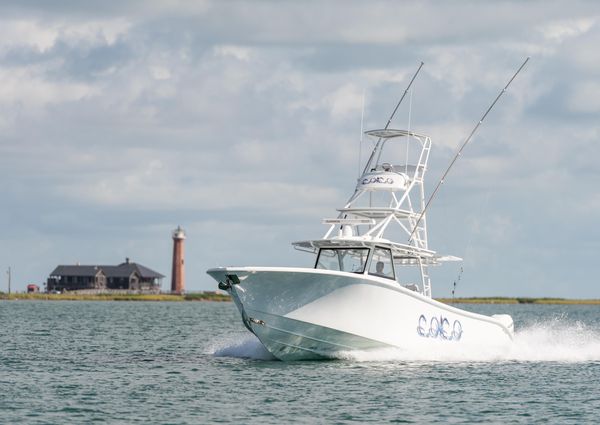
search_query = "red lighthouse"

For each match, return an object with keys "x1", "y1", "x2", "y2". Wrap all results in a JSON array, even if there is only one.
[{"x1": 171, "y1": 226, "x2": 186, "y2": 294}]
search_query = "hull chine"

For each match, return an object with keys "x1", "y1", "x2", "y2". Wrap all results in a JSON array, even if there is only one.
[{"x1": 246, "y1": 310, "x2": 393, "y2": 361}]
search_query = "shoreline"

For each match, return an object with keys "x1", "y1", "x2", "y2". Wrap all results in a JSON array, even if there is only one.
[
  {"x1": 436, "y1": 297, "x2": 600, "y2": 305},
  {"x1": 1, "y1": 293, "x2": 599, "y2": 304},
  {"x1": 0, "y1": 292, "x2": 231, "y2": 302}
]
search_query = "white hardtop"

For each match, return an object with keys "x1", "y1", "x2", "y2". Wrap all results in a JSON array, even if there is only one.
[
  {"x1": 292, "y1": 238, "x2": 461, "y2": 266},
  {"x1": 364, "y1": 128, "x2": 428, "y2": 140}
]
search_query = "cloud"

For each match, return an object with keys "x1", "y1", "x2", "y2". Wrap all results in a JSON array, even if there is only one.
[
  {"x1": 1, "y1": 1, "x2": 600, "y2": 298},
  {"x1": 0, "y1": 65, "x2": 96, "y2": 110},
  {"x1": 0, "y1": 19, "x2": 59, "y2": 51},
  {"x1": 0, "y1": 17, "x2": 131, "y2": 52},
  {"x1": 567, "y1": 80, "x2": 600, "y2": 113},
  {"x1": 537, "y1": 17, "x2": 596, "y2": 42}
]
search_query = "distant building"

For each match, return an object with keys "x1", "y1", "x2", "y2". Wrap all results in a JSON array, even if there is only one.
[
  {"x1": 171, "y1": 226, "x2": 186, "y2": 294},
  {"x1": 47, "y1": 258, "x2": 164, "y2": 293},
  {"x1": 27, "y1": 284, "x2": 40, "y2": 293}
]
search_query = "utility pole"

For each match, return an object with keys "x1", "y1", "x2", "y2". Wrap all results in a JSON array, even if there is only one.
[{"x1": 7, "y1": 267, "x2": 11, "y2": 294}]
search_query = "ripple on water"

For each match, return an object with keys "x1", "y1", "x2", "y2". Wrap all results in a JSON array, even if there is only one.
[{"x1": 1, "y1": 301, "x2": 600, "y2": 424}]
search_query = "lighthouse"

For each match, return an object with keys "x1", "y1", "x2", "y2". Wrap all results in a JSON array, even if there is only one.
[{"x1": 171, "y1": 226, "x2": 186, "y2": 294}]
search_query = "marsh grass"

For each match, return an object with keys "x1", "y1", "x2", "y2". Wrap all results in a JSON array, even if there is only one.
[
  {"x1": 2, "y1": 292, "x2": 598, "y2": 304},
  {"x1": 437, "y1": 297, "x2": 600, "y2": 305},
  {"x1": 0, "y1": 292, "x2": 231, "y2": 302}
]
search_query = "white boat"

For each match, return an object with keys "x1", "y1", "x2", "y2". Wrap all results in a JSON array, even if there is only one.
[
  {"x1": 208, "y1": 60, "x2": 531, "y2": 360},
  {"x1": 207, "y1": 125, "x2": 515, "y2": 360}
]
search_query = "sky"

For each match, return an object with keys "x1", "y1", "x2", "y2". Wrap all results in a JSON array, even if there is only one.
[{"x1": 1, "y1": 1, "x2": 599, "y2": 297}]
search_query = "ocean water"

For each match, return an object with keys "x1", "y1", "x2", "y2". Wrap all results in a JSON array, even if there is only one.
[{"x1": 1, "y1": 301, "x2": 599, "y2": 424}]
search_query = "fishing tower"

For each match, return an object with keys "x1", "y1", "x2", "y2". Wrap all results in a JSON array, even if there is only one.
[{"x1": 321, "y1": 129, "x2": 442, "y2": 297}]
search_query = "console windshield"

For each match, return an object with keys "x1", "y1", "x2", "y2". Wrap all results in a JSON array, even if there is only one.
[{"x1": 315, "y1": 248, "x2": 370, "y2": 273}]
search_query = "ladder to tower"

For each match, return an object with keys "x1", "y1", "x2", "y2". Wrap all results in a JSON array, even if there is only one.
[
  {"x1": 418, "y1": 257, "x2": 432, "y2": 297},
  {"x1": 403, "y1": 136, "x2": 431, "y2": 250}
]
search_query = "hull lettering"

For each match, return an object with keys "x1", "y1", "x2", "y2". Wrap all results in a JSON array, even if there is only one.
[{"x1": 417, "y1": 314, "x2": 463, "y2": 341}]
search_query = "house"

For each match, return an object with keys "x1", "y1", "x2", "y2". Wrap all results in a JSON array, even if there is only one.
[
  {"x1": 27, "y1": 284, "x2": 40, "y2": 293},
  {"x1": 47, "y1": 258, "x2": 164, "y2": 293}
]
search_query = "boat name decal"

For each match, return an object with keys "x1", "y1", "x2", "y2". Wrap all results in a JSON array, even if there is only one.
[
  {"x1": 417, "y1": 314, "x2": 463, "y2": 341},
  {"x1": 361, "y1": 176, "x2": 394, "y2": 185}
]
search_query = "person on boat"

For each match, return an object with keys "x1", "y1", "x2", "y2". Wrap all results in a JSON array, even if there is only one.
[{"x1": 373, "y1": 261, "x2": 389, "y2": 278}]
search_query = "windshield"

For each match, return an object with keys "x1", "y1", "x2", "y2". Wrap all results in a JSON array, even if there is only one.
[
  {"x1": 315, "y1": 248, "x2": 369, "y2": 273},
  {"x1": 368, "y1": 247, "x2": 395, "y2": 280}
]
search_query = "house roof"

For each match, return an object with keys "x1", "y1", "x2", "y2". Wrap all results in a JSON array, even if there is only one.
[
  {"x1": 50, "y1": 265, "x2": 102, "y2": 277},
  {"x1": 103, "y1": 262, "x2": 165, "y2": 279},
  {"x1": 50, "y1": 261, "x2": 165, "y2": 279}
]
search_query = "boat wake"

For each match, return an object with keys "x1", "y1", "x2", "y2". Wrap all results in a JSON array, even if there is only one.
[
  {"x1": 212, "y1": 334, "x2": 277, "y2": 361},
  {"x1": 212, "y1": 317, "x2": 600, "y2": 363},
  {"x1": 341, "y1": 317, "x2": 600, "y2": 363}
]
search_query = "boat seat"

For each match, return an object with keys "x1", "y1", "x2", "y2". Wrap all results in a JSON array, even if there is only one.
[
  {"x1": 404, "y1": 283, "x2": 419, "y2": 292},
  {"x1": 374, "y1": 164, "x2": 418, "y2": 174}
]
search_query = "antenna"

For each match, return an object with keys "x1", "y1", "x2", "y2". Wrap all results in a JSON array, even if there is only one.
[
  {"x1": 358, "y1": 89, "x2": 366, "y2": 177},
  {"x1": 361, "y1": 61, "x2": 424, "y2": 176},
  {"x1": 408, "y1": 57, "x2": 530, "y2": 243},
  {"x1": 405, "y1": 87, "x2": 413, "y2": 174},
  {"x1": 7, "y1": 266, "x2": 11, "y2": 295}
]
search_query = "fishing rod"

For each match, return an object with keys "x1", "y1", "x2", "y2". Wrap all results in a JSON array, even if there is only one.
[
  {"x1": 450, "y1": 190, "x2": 490, "y2": 301},
  {"x1": 385, "y1": 61, "x2": 424, "y2": 130},
  {"x1": 452, "y1": 266, "x2": 463, "y2": 302},
  {"x1": 360, "y1": 61, "x2": 424, "y2": 176},
  {"x1": 408, "y1": 57, "x2": 530, "y2": 243}
]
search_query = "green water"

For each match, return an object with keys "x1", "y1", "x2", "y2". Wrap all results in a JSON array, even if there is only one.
[{"x1": 1, "y1": 301, "x2": 599, "y2": 423}]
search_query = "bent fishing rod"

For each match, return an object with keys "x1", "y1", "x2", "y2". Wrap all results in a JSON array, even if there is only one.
[{"x1": 408, "y1": 57, "x2": 530, "y2": 243}]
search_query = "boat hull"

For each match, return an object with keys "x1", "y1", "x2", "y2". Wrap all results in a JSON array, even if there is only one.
[{"x1": 207, "y1": 267, "x2": 514, "y2": 361}]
